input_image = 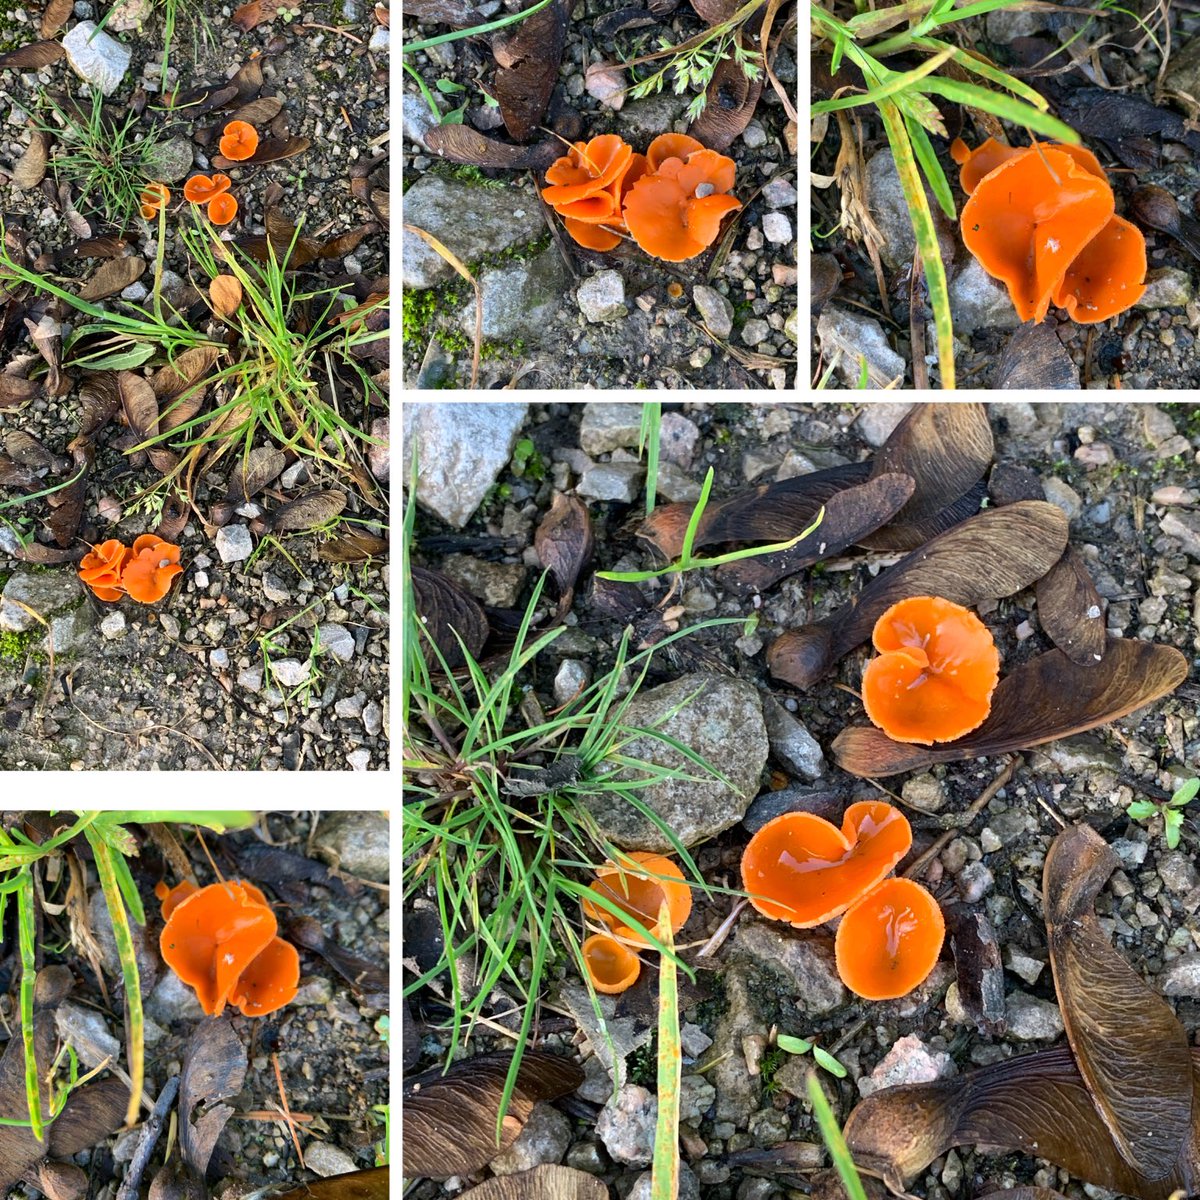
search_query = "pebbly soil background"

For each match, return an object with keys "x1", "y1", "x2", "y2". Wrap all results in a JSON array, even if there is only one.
[
  {"x1": 0, "y1": 810, "x2": 389, "y2": 1198},
  {"x1": 405, "y1": 400, "x2": 1200, "y2": 1199},
  {"x1": 0, "y1": 0, "x2": 389, "y2": 769},
  {"x1": 401, "y1": 0, "x2": 798, "y2": 390},
  {"x1": 812, "y1": 4, "x2": 1200, "y2": 389}
]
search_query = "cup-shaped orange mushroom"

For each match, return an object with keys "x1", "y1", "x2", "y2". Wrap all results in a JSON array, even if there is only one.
[
  {"x1": 120, "y1": 534, "x2": 182, "y2": 603},
  {"x1": 834, "y1": 877, "x2": 945, "y2": 1000},
  {"x1": 159, "y1": 879, "x2": 299, "y2": 1017},
  {"x1": 219, "y1": 120, "x2": 259, "y2": 162},
  {"x1": 79, "y1": 538, "x2": 131, "y2": 601},
  {"x1": 741, "y1": 801, "x2": 912, "y2": 928},
  {"x1": 582, "y1": 851, "x2": 692, "y2": 946},
  {"x1": 139, "y1": 182, "x2": 170, "y2": 219},
  {"x1": 183, "y1": 173, "x2": 232, "y2": 203},
  {"x1": 622, "y1": 148, "x2": 741, "y2": 262},
  {"x1": 581, "y1": 933, "x2": 641, "y2": 994},
  {"x1": 206, "y1": 192, "x2": 239, "y2": 226},
  {"x1": 861, "y1": 595, "x2": 1000, "y2": 745},
  {"x1": 543, "y1": 134, "x2": 634, "y2": 208},
  {"x1": 955, "y1": 139, "x2": 1145, "y2": 324},
  {"x1": 645, "y1": 133, "x2": 705, "y2": 172}
]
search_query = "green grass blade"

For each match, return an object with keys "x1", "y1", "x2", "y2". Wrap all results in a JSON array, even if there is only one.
[
  {"x1": 904, "y1": 114, "x2": 955, "y2": 219},
  {"x1": 914, "y1": 77, "x2": 1080, "y2": 142},
  {"x1": 912, "y1": 38, "x2": 1050, "y2": 109},
  {"x1": 877, "y1": 98, "x2": 954, "y2": 388},
  {"x1": 811, "y1": 44, "x2": 954, "y2": 114},
  {"x1": 807, "y1": 1071, "x2": 868, "y2": 1200},
  {"x1": 651, "y1": 906, "x2": 681, "y2": 1200},
  {"x1": 17, "y1": 870, "x2": 43, "y2": 1142}
]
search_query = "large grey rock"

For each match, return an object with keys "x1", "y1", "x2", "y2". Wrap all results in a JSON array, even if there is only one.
[
  {"x1": 402, "y1": 401, "x2": 528, "y2": 528},
  {"x1": 617, "y1": 94, "x2": 687, "y2": 142},
  {"x1": 581, "y1": 673, "x2": 768, "y2": 850},
  {"x1": 312, "y1": 810, "x2": 390, "y2": 882},
  {"x1": 577, "y1": 461, "x2": 642, "y2": 503},
  {"x1": 403, "y1": 91, "x2": 439, "y2": 150},
  {"x1": 597, "y1": 1085, "x2": 657, "y2": 1166},
  {"x1": 402, "y1": 175, "x2": 543, "y2": 289},
  {"x1": 560, "y1": 981, "x2": 650, "y2": 1089},
  {"x1": 725, "y1": 919, "x2": 847, "y2": 1016},
  {"x1": 577, "y1": 270, "x2": 626, "y2": 323},
  {"x1": 858, "y1": 1035, "x2": 955, "y2": 1098},
  {"x1": 89, "y1": 888, "x2": 158, "y2": 996},
  {"x1": 950, "y1": 256, "x2": 1021, "y2": 334},
  {"x1": 0, "y1": 570, "x2": 93, "y2": 654},
  {"x1": 817, "y1": 306, "x2": 906, "y2": 389},
  {"x1": 62, "y1": 21, "x2": 131, "y2": 95},
  {"x1": 1161, "y1": 953, "x2": 1200, "y2": 997},
  {"x1": 579, "y1": 403, "x2": 644, "y2": 455},
  {"x1": 1161, "y1": 511, "x2": 1200, "y2": 560},
  {"x1": 864, "y1": 148, "x2": 952, "y2": 270},
  {"x1": 709, "y1": 970, "x2": 764, "y2": 1126},
  {"x1": 454, "y1": 247, "x2": 570, "y2": 342},
  {"x1": 143, "y1": 137, "x2": 194, "y2": 183}
]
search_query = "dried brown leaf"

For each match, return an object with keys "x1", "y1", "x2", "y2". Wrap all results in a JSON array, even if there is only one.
[
  {"x1": 46, "y1": 439, "x2": 91, "y2": 548},
  {"x1": 459, "y1": 1166, "x2": 608, "y2": 1200},
  {"x1": 231, "y1": 56, "x2": 264, "y2": 99},
  {"x1": 117, "y1": 370, "x2": 159, "y2": 440},
  {"x1": 410, "y1": 565, "x2": 489, "y2": 670},
  {"x1": 403, "y1": 1052, "x2": 584, "y2": 1180},
  {"x1": 179, "y1": 1017, "x2": 247, "y2": 1176},
  {"x1": 768, "y1": 501, "x2": 1069, "y2": 690},
  {"x1": 78, "y1": 372, "x2": 120, "y2": 437},
  {"x1": 61, "y1": 236, "x2": 130, "y2": 261},
  {"x1": 24, "y1": 314, "x2": 63, "y2": 396},
  {"x1": 1046, "y1": 824, "x2": 1193, "y2": 1179},
  {"x1": 534, "y1": 492, "x2": 593, "y2": 608},
  {"x1": 831, "y1": 638, "x2": 1189, "y2": 777},
  {"x1": 0, "y1": 40, "x2": 65, "y2": 69},
  {"x1": 270, "y1": 1168, "x2": 390, "y2": 1200},
  {"x1": 404, "y1": 0, "x2": 482, "y2": 22},
  {"x1": 12, "y1": 130, "x2": 49, "y2": 190},
  {"x1": 231, "y1": 0, "x2": 280, "y2": 30},
  {"x1": 0, "y1": 454, "x2": 39, "y2": 488},
  {"x1": 492, "y1": 0, "x2": 568, "y2": 140},
  {"x1": 424, "y1": 125, "x2": 561, "y2": 170},
  {"x1": 319, "y1": 224, "x2": 379, "y2": 260},
  {"x1": 0, "y1": 375, "x2": 38, "y2": 412},
  {"x1": 41, "y1": 0, "x2": 74, "y2": 37},
  {"x1": 77, "y1": 256, "x2": 146, "y2": 302},
  {"x1": 1035, "y1": 545, "x2": 1106, "y2": 666},
  {"x1": 227, "y1": 446, "x2": 285, "y2": 502},
  {"x1": 212, "y1": 136, "x2": 310, "y2": 169},
  {"x1": 230, "y1": 95, "x2": 283, "y2": 127},
  {"x1": 5, "y1": 430, "x2": 54, "y2": 470},
  {"x1": 317, "y1": 530, "x2": 389, "y2": 563},
  {"x1": 272, "y1": 488, "x2": 347, "y2": 532},
  {"x1": 687, "y1": 43, "x2": 762, "y2": 150},
  {"x1": 209, "y1": 275, "x2": 243, "y2": 317}
]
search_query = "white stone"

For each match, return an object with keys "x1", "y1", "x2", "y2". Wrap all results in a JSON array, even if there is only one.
[
  {"x1": 62, "y1": 21, "x2": 132, "y2": 95},
  {"x1": 215, "y1": 524, "x2": 254, "y2": 563}
]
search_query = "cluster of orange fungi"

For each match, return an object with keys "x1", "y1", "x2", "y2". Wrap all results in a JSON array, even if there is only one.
[
  {"x1": 742, "y1": 801, "x2": 944, "y2": 1000},
  {"x1": 139, "y1": 182, "x2": 170, "y2": 220},
  {"x1": 861, "y1": 595, "x2": 1000, "y2": 745},
  {"x1": 157, "y1": 879, "x2": 300, "y2": 1018},
  {"x1": 580, "y1": 852, "x2": 692, "y2": 994},
  {"x1": 542, "y1": 133, "x2": 740, "y2": 262},
  {"x1": 178, "y1": 121, "x2": 260, "y2": 226},
  {"x1": 952, "y1": 136, "x2": 1146, "y2": 324},
  {"x1": 78, "y1": 536, "x2": 183, "y2": 604}
]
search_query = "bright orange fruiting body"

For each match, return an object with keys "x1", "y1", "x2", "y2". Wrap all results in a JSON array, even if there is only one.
[
  {"x1": 952, "y1": 137, "x2": 1146, "y2": 324},
  {"x1": 157, "y1": 879, "x2": 300, "y2": 1018},
  {"x1": 79, "y1": 539, "x2": 132, "y2": 601},
  {"x1": 834, "y1": 876, "x2": 945, "y2": 1001},
  {"x1": 219, "y1": 120, "x2": 259, "y2": 162},
  {"x1": 741, "y1": 802, "x2": 912, "y2": 928},
  {"x1": 582, "y1": 851, "x2": 692, "y2": 946},
  {"x1": 120, "y1": 535, "x2": 183, "y2": 603},
  {"x1": 581, "y1": 933, "x2": 640, "y2": 994},
  {"x1": 183, "y1": 173, "x2": 233, "y2": 203},
  {"x1": 206, "y1": 192, "x2": 239, "y2": 225},
  {"x1": 139, "y1": 182, "x2": 170, "y2": 219},
  {"x1": 861, "y1": 596, "x2": 1000, "y2": 745}
]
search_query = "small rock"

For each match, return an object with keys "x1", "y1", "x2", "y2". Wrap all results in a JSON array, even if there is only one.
[
  {"x1": 1005, "y1": 991, "x2": 1064, "y2": 1040},
  {"x1": 362, "y1": 701, "x2": 383, "y2": 736},
  {"x1": 121, "y1": 281, "x2": 149, "y2": 302},
  {"x1": 693, "y1": 285, "x2": 733, "y2": 339},
  {"x1": 577, "y1": 270, "x2": 627, "y2": 323},
  {"x1": 565, "y1": 1142, "x2": 608, "y2": 1174},
  {"x1": 347, "y1": 749, "x2": 371, "y2": 771},
  {"x1": 855, "y1": 401, "x2": 914, "y2": 447},
  {"x1": 901, "y1": 772, "x2": 948, "y2": 813},
  {"x1": 335, "y1": 694, "x2": 366, "y2": 719},
  {"x1": 368, "y1": 26, "x2": 389, "y2": 51},
  {"x1": 950, "y1": 256, "x2": 1022, "y2": 334},
  {"x1": 490, "y1": 1102, "x2": 572, "y2": 1173},
  {"x1": 271, "y1": 659, "x2": 311, "y2": 688},
  {"x1": 54, "y1": 1002, "x2": 121, "y2": 1069},
  {"x1": 318, "y1": 623, "x2": 356, "y2": 662},
  {"x1": 579, "y1": 403, "x2": 645, "y2": 455},
  {"x1": 818, "y1": 307, "x2": 906, "y2": 389},
  {"x1": 1004, "y1": 947, "x2": 1045, "y2": 985},
  {"x1": 679, "y1": 1073, "x2": 716, "y2": 1122},
  {"x1": 554, "y1": 659, "x2": 591, "y2": 706},
  {"x1": 1158, "y1": 850, "x2": 1199, "y2": 895},
  {"x1": 658, "y1": 412, "x2": 700, "y2": 467},
  {"x1": 762, "y1": 212, "x2": 792, "y2": 244},
  {"x1": 762, "y1": 178, "x2": 798, "y2": 209},
  {"x1": 577, "y1": 462, "x2": 643, "y2": 503},
  {"x1": 262, "y1": 573, "x2": 291, "y2": 603},
  {"x1": 655, "y1": 461, "x2": 701, "y2": 503},
  {"x1": 762, "y1": 696, "x2": 825, "y2": 780},
  {"x1": 238, "y1": 666, "x2": 263, "y2": 692},
  {"x1": 1041, "y1": 476, "x2": 1083, "y2": 521},
  {"x1": 585, "y1": 61, "x2": 626, "y2": 110},
  {"x1": 1161, "y1": 511, "x2": 1200, "y2": 560},
  {"x1": 629, "y1": 1164, "x2": 701, "y2": 1200},
  {"x1": 1136, "y1": 267, "x2": 1193, "y2": 310},
  {"x1": 294, "y1": 976, "x2": 335, "y2": 1006},
  {"x1": 62, "y1": 21, "x2": 131, "y2": 95},
  {"x1": 305, "y1": 1142, "x2": 359, "y2": 1178},
  {"x1": 858, "y1": 1035, "x2": 955, "y2": 1098},
  {"x1": 313, "y1": 810, "x2": 390, "y2": 881},
  {"x1": 215, "y1": 524, "x2": 254, "y2": 563},
  {"x1": 680, "y1": 1023, "x2": 713, "y2": 1058},
  {"x1": 147, "y1": 970, "x2": 204, "y2": 1024},
  {"x1": 100, "y1": 611, "x2": 127, "y2": 639},
  {"x1": 741, "y1": 319, "x2": 770, "y2": 346},
  {"x1": 597, "y1": 1085, "x2": 658, "y2": 1166},
  {"x1": 958, "y1": 861, "x2": 994, "y2": 903},
  {"x1": 143, "y1": 136, "x2": 194, "y2": 183},
  {"x1": 368, "y1": 417, "x2": 389, "y2": 483},
  {"x1": 0, "y1": 570, "x2": 93, "y2": 654},
  {"x1": 280, "y1": 461, "x2": 309, "y2": 489},
  {"x1": 1161, "y1": 953, "x2": 1200, "y2": 997},
  {"x1": 741, "y1": 121, "x2": 767, "y2": 148}
]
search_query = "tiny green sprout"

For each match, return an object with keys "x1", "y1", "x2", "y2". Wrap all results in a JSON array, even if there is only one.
[
  {"x1": 1128, "y1": 776, "x2": 1199, "y2": 850},
  {"x1": 776, "y1": 1033, "x2": 847, "y2": 1079}
]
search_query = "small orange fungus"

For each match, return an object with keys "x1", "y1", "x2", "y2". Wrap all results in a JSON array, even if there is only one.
[
  {"x1": 861, "y1": 596, "x2": 1000, "y2": 745},
  {"x1": 139, "y1": 182, "x2": 170, "y2": 219},
  {"x1": 582, "y1": 851, "x2": 692, "y2": 946},
  {"x1": 219, "y1": 120, "x2": 259, "y2": 162},
  {"x1": 182, "y1": 173, "x2": 232, "y2": 203},
  {"x1": 120, "y1": 534, "x2": 183, "y2": 603},
  {"x1": 740, "y1": 802, "x2": 912, "y2": 928},
  {"x1": 952, "y1": 137, "x2": 1146, "y2": 324},
  {"x1": 206, "y1": 191, "x2": 239, "y2": 226},
  {"x1": 78, "y1": 539, "x2": 131, "y2": 601},
  {"x1": 158, "y1": 878, "x2": 300, "y2": 1018},
  {"x1": 581, "y1": 933, "x2": 641, "y2": 994},
  {"x1": 834, "y1": 876, "x2": 945, "y2": 1001}
]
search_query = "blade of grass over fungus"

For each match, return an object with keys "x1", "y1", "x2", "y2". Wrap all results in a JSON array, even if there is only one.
[
  {"x1": 651, "y1": 905, "x2": 681, "y2": 1200},
  {"x1": 808, "y1": 1072, "x2": 868, "y2": 1200},
  {"x1": 915, "y1": 77, "x2": 1080, "y2": 142}
]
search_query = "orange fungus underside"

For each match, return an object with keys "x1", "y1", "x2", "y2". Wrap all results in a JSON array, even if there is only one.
[
  {"x1": 740, "y1": 801, "x2": 912, "y2": 928},
  {"x1": 834, "y1": 876, "x2": 945, "y2": 1000},
  {"x1": 582, "y1": 851, "x2": 692, "y2": 946},
  {"x1": 954, "y1": 137, "x2": 1146, "y2": 324},
  {"x1": 581, "y1": 933, "x2": 640, "y2": 994},
  {"x1": 159, "y1": 879, "x2": 299, "y2": 1018},
  {"x1": 862, "y1": 595, "x2": 1000, "y2": 745}
]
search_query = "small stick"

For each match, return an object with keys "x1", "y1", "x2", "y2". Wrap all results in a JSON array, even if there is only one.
[
  {"x1": 115, "y1": 1076, "x2": 179, "y2": 1200},
  {"x1": 272, "y1": 1052, "x2": 306, "y2": 1169},
  {"x1": 300, "y1": 21, "x2": 363, "y2": 41},
  {"x1": 695, "y1": 899, "x2": 748, "y2": 958}
]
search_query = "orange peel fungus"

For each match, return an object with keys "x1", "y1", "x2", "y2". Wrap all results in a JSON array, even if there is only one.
[
  {"x1": 78, "y1": 535, "x2": 183, "y2": 603},
  {"x1": 581, "y1": 933, "x2": 641, "y2": 994},
  {"x1": 139, "y1": 182, "x2": 170, "y2": 219},
  {"x1": 861, "y1": 595, "x2": 1000, "y2": 745},
  {"x1": 156, "y1": 878, "x2": 300, "y2": 1017},
  {"x1": 582, "y1": 851, "x2": 692, "y2": 947},
  {"x1": 183, "y1": 173, "x2": 238, "y2": 225},
  {"x1": 740, "y1": 800, "x2": 944, "y2": 1000},
  {"x1": 79, "y1": 539, "x2": 132, "y2": 602},
  {"x1": 219, "y1": 120, "x2": 259, "y2": 162},
  {"x1": 951, "y1": 136, "x2": 1146, "y2": 324}
]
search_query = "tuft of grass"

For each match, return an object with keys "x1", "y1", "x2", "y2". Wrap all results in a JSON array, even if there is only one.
[{"x1": 639, "y1": 401, "x2": 662, "y2": 519}]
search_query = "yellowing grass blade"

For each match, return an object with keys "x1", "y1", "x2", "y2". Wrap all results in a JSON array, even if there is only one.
[
  {"x1": 403, "y1": 224, "x2": 481, "y2": 389},
  {"x1": 651, "y1": 901, "x2": 680, "y2": 1200}
]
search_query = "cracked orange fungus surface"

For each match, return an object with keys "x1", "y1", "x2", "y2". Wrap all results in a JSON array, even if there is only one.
[
  {"x1": 952, "y1": 137, "x2": 1146, "y2": 324},
  {"x1": 740, "y1": 801, "x2": 911, "y2": 928},
  {"x1": 834, "y1": 876, "x2": 945, "y2": 1000},
  {"x1": 581, "y1": 933, "x2": 640, "y2": 994},
  {"x1": 862, "y1": 595, "x2": 1000, "y2": 745},
  {"x1": 581, "y1": 851, "x2": 691, "y2": 946}
]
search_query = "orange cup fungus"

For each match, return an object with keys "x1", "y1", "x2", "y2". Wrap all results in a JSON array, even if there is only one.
[
  {"x1": 582, "y1": 851, "x2": 692, "y2": 947},
  {"x1": 139, "y1": 182, "x2": 170, "y2": 219},
  {"x1": 581, "y1": 933, "x2": 641, "y2": 994},
  {"x1": 741, "y1": 802, "x2": 912, "y2": 928},
  {"x1": 78, "y1": 535, "x2": 183, "y2": 604},
  {"x1": 951, "y1": 136, "x2": 1146, "y2": 324},
  {"x1": 861, "y1": 595, "x2": 1000, "y2": 745},
  {"x1": 156, "y1": 878, "x2": 300, "y2": 1018},
  {"x1": 740, "y1": 801, "x2": 944, "y2": 1000},
  {"x1": 834, "y1": 877, "x2": 946, "y2": 1002},
  {"x1": 541, "y1": 132, "x2": 739, "y2": 261},
  {"x1": 219, "y1": 120, "x2": 260, "y2": 162},
  {"x1": 183, "y1": 173, "x2": 238, "y2": 225}
]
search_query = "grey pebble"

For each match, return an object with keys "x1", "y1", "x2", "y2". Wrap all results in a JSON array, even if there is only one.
[{"x1": 215, "y1": 524, "x2": 254, "y2": 563}]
